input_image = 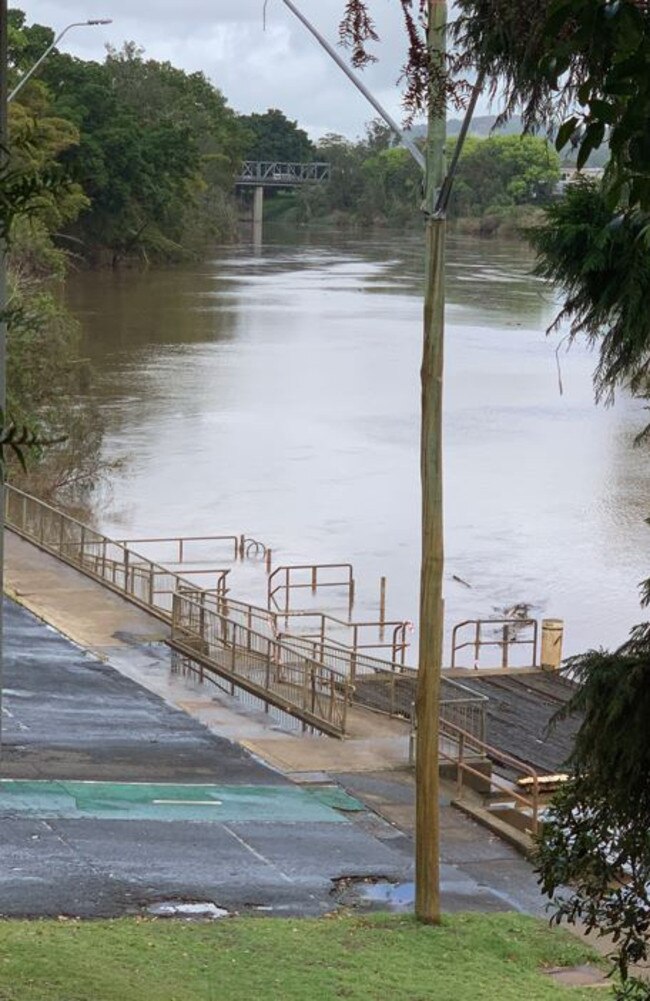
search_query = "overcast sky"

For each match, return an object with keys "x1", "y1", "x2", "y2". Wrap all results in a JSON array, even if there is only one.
[{"x1": 16, "y1": 0, "x2": 492, "y2": 140}]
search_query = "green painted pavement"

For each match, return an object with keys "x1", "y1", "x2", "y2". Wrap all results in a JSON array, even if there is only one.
[{"x1": 0, "y1": 780, "x2": 362, "y2": 823}]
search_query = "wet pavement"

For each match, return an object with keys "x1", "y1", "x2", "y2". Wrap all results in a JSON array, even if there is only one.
[{"x1": 0, "y1": 597, "x2": 547, "y2": 919}]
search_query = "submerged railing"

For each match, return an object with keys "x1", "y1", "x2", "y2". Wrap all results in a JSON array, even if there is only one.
[
  {"x1": 5, "y1": 484, "x2": 486, "y2": 742},
  {"x1": 451, "y1": 618, "x2": 539, "y2": 670}
]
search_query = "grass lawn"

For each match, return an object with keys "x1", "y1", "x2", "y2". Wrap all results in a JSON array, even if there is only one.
[{"x1": 0, "y1": 912, "x2": 610, "y2": 1001}]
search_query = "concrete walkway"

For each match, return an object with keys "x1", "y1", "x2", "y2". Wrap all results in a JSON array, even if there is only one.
[{"x1": 2, "y1": 530, "x2": 548, "y2": 918}]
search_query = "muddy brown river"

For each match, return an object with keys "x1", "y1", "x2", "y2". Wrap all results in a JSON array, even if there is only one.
[{"x1": 65, "y1": 229, "x2": 650, "y2": 662}]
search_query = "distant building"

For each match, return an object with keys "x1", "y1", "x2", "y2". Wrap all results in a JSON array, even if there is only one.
[{"x1": 556, "y1": 166, "x2": 605, "y2": 195}]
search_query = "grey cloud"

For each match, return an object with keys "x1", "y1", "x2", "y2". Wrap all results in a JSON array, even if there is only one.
[{"x1": 19, "y1": 0, "x2": 424, "y2": 136}]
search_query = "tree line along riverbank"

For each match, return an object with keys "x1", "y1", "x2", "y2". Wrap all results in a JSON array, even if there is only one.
[{"x1": 2, "y1": 7, "x2": 564, "y2": 509}]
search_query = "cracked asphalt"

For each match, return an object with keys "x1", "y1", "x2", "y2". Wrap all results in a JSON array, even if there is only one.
[{"x1": 0, "y1": 598, "x2": 544, "y2": 919}]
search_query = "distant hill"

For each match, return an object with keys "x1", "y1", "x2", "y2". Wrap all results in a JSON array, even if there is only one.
[
  {"x1": 448, "y1": 114, "x2": 524, "y2": 137},
  {"x1": 408, "y1": 114, "x2": 609, "y2": 167},
  {"x1": 409, "y1": 114, "x2": 523, "y2": 139}
]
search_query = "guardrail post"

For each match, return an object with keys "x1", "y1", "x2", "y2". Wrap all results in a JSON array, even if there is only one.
[
  {"x1": 230, "y1": 623, "x2": 237, "y2": 694},
  {"x1": 265, "y1": 548, "x2": 272, "y2": 574},
  {"x1": 302, "y1": 659, "x2": 310, "y2": 710},
  {"x1": 148, "y1": 563, "x2": 155, "y2": 608},
  {"x1": 264, "y1": 643, "x2": 271, "y2": 710},
  {"x1": 79, "y1": 525, "x2": 86, "y2": 565},
  {"x1": 350, "y1": 648, "x2": 357, "y2": 686},
  {"x1": 456, "y1": 733, "x2": 465, "y2": 797},
  {"x1": 379, "y1": 576, "x2": 386, "y2": 640},
  {"x1": 58, "y1": 513, "x2": 65, "y2": 554},
  {"x1": 532, "y1": 774, "x2": 539, "y2": 834},
  {"x1": 474, "y1": 621, "x2": 481, "y2": 669},
  {"x1": 501, "y1": 625, "x2": 509, "y2": 669}
]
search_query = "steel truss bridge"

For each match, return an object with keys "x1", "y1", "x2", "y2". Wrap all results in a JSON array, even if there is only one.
[{"x1": 236, "y1": 161, "x2": 331, "y2": 188}]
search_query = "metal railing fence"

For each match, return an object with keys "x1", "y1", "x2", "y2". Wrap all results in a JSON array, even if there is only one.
[
  {"x1": 439, "y1": 718, "x2": 542, "y2": 835},
  {"x1": 451, "y1": 618, "x2": 539, "y2": 670},
  {"x1": 273, "y1": 609, "x2": 410, "y2": 665},
  {"x1": 171, "y1": 592, "x2": 351, "y2": 736},
  {"x1": 5, "y1": 484, "x2": 485, "y2": 743},
  {"x1": 5, "y1": 485, "x2": 212, "y2": 620},
  {"x1": 268, "y1": 563, "x2": 356, "y2": 616}
]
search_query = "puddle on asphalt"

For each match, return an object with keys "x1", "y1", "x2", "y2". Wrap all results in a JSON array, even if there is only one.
[
  {"x1": 147, "y1": 900, "x2": 229, "y2": 919},
  {"x1": 333, "y1": 877, "x2": 414, "y2": 911}
]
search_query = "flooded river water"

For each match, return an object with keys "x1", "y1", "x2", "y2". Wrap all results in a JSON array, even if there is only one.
[{"x1": 66, "y1": 230, "x2": 650, "y2": 661}]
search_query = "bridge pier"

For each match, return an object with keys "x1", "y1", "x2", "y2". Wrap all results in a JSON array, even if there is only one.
[{"x1": 253, "y1": 185, "x2": 264, "y2": 250}]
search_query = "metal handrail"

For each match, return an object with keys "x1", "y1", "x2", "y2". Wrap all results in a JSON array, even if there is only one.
[
  {"x1": 118, "y1": 534, "x2": 239, "y2": 563},
  {"x1": 268, "y1": 563, "x2": 356, "y2": 618},
  {"x1": 438, "y1": 717, "x2": 542, "y2": 834},
  {"x1": 450, "y1": 618, "x2": 539, "y2": 670},
  {"x1": 271, "y1": 609, "x2": 410, "y2": 664},
  {"x1": 171, "y1": 591, "x2": 352, "y2": 736},
  {"x1": 4, "y1": 484, "x2": 483, "y2": 741},
  {"x1": 6, "y1": 486, "x2": 199, "y2": 619}
]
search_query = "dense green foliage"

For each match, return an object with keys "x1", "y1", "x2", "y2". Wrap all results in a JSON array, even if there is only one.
[
  {"x1": 0, "y1": 913, "x2": 603, "y2": 1000},
  {"x1": 295, "y1": 128, "x2": 422, "y2": 226},
  {"x1": 451, "y1": 134, "x2": 560, "y2": 216},
  {"x1": 240, "y1": 108, "x2": 314, "y2": 163},
  {"x1": 9, "y1": 12, "x2": 247, "y2": 264},
  {"x1": 3, "y1": 89, "x2": 107, "y2": 500},
  {"x1": 2, "y1": 7, "x2": 253, "y2": 502},
  {"x1": 295, "y1": 126, "x2": 559, "y2": 229},
  {"x1": 536, "y1": 626, "x2": 650, "y2": 998},
  {"x1": 340, "y1": 1, "x2": 650, "y2": 209},
  {"x1": 453, "y1": 0, "x2": 650, "y2": 211},
  {"x1": 528, "y1": 182, "x2": 650, "y2": 400}
]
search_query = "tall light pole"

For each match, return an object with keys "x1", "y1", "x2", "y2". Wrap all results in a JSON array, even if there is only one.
[
  {"x1": 0, "y1": 13, "x2": 111, "y2": 757},
  {"x1": 8, "y1": 18, "x2": 112, "y2": 103},
  {"x1": 277, "y1": 0, "x2": 425, "y2": 170}
]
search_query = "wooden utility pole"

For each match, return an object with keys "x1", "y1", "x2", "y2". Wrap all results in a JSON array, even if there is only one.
[
  {"x1": 415, "y1": 0, "x2": 447, "y2": 925},
  {"x1": 0, "y1": 0, "x2": 8, "y2": 758}
]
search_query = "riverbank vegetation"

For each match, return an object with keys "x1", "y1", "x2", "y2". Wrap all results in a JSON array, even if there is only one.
[
  {"x1": 9, "y1": 19, "x2": 248, "y2": 266},
  {"x1": 0, "y1": 912, "x2": 605, "y2": 1001},
  {"x1": 4, "y1": 7, "x2": 253, "y2": 503},
  {"x1": 4, "y1": 36, "x2": 108, "y2": 503},
  {"x1": 287, "y1": 126, "x2": 560, "y2": 234}
]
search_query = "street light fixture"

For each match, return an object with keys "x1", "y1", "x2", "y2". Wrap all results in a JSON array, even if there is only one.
[
  {"x1": 8, "y1": 18, "x2": 112, "y2": 102},
  {"x1": 0, "y1": 11, "x2": 111, "y2": 759}
]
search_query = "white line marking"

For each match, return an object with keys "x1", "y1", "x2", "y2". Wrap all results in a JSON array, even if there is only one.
[
  {"x1": 152, "y1": 800, "x2": 222, "y2": 806},
  {"x1": 223, "y1": 824, "x2": 293, "y2": 884}
]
